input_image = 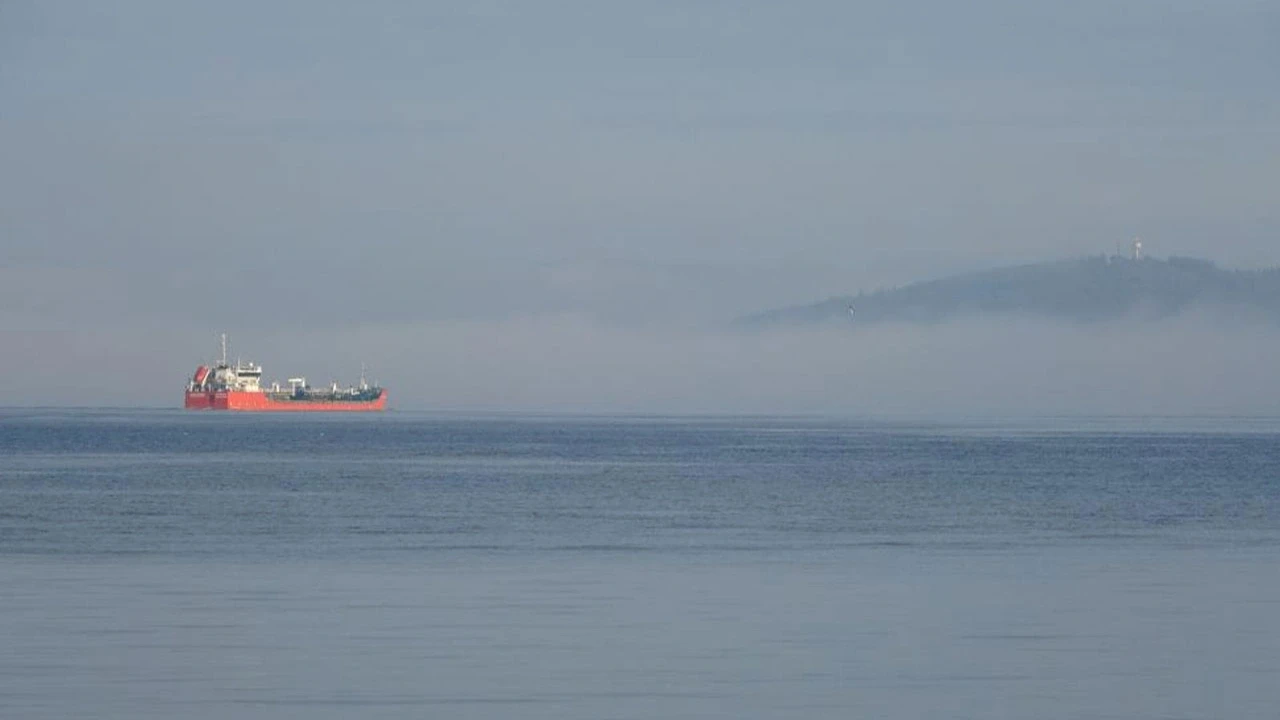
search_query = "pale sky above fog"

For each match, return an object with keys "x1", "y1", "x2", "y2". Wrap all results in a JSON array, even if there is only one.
[{"x1": 2, "y1": 1, "x2": 1279, "y2": 409}]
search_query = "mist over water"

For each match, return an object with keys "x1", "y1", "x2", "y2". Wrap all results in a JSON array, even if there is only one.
[
  {"x1": 2, "y1": 411, "x2": 1279, "y2": 718},
  {"x1": 8, "y1": 312, "x2": 1280, "y2": 416}
]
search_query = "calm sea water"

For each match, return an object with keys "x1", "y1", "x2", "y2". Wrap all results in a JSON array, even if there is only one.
[{"x1": 2, "y1": 409, "x2": 1278, "y2": 719}]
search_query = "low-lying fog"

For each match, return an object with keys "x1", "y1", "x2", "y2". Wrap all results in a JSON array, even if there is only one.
[{"x1": 7, "y1": 311, "x2": 1280, "y2": 416}]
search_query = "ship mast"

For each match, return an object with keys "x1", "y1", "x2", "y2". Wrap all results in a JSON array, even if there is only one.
[{"x1": 220, "y1": 333, "x2": 228, "y2": 367}]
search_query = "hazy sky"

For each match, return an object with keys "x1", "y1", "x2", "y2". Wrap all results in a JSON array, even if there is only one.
[{"x1": 2, "y1": 1, "x2": 1278, "y2": 409}]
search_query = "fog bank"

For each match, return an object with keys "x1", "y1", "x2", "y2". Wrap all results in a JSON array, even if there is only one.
[{"x1": 6, "y1": 314, "x2": 1280, "y2": 416}]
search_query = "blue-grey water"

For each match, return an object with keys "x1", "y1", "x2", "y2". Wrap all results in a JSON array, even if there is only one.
[{"x1": 2, "y1": 410, "x2": 1278, "y2": 719}]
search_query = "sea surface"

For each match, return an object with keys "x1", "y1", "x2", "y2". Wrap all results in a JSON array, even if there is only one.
[{"x1": 1, "y1": 409, "x2": 1278, "y2": 719}]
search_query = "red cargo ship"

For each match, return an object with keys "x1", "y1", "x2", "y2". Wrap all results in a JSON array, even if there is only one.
[{"x1": 185, "y1": 335, "x2": 387, "y2": 412}]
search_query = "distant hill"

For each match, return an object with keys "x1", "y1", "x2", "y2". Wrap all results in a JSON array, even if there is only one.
[{"x1": 737, "y1": 256, "x2": 1280, "y2": 327}]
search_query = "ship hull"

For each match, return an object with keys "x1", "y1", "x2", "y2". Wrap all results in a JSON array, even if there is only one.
[{"x1": 184, "y1": 389, "x2": 388, "y2": 412}]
